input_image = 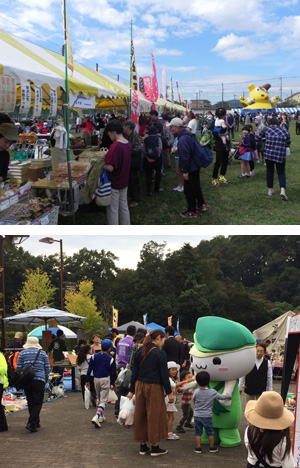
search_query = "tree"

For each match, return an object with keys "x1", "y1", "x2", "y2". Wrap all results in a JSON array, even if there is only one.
[
  {"x1": 64, "y1": 280, "x2": 104, "y2": 335},
  {"x1": 13, "y1": 268, "x2": 56, "y2": 314}
]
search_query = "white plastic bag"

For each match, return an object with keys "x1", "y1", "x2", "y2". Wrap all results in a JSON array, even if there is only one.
[
  {"x1": 84, "y1": 386, "x2": 91, "y2": 409},
  {"x1": 117, "y1": 396, "x2": 135, "y2": 427},
  {"x1": 108, "y1": 388, "x2": 117, "y2": 403}
]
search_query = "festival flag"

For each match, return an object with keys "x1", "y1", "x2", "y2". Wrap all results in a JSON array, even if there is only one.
[
  {"x1": 130, "y1": 22, "x2": 139, "y2": 125},
  {"x1": 61, "y1": 0, "x2": 74, "y2": 74},
  {"x1": 162, "y1": 68, "x2": 167, "y2": 105},
  {"x1": 139, "y1": 76, "x2": 153, "y2": 102},
  {"x1": 143, "y1": 314, "x2": 148, "y2": 327},
  {"x1": 151, "y1": 53, "x2": 159, "y2": 103},
  {"x1": 113, "y1": 307, "x2": 119, "y2": 328},
  {"x1": 176, "y1": 319, "x2": 180, "y2": 334},
  {"x1": 176, "y1": 81, "x2": 181, "y2": 104},
  {"x1": 170, "y1": 77, "x2": 174, "y2": 103},
  {"x1": 168, "y1": 316, "x2": 172, "y2": 326},
  {"x1": 180, "y1": 88, "x2": 184, "y2": 105}
]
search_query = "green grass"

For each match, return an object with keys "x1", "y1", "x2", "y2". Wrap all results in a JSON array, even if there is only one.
[{"x1": 59, "y1": 120, "x2": 300, "y2": 225}]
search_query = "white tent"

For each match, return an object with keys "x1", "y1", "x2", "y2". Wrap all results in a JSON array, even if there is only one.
[{"x1": 252, "y1": 311, "x2": 294, "y2": 351}]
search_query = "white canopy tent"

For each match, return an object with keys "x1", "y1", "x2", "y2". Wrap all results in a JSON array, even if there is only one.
[{"x1": 252, "y1": 311, "x2": 294, "y2": 351}]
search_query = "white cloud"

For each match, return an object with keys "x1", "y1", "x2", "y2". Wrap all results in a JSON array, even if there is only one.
[
  {"x1": 154, "y1": 48, "x2": 182, "y2": 56},
  {"x1": 212, "y1": 33, "x2": 274, "y2": 61}
]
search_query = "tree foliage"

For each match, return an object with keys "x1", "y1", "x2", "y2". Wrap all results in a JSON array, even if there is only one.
[{"x1": 13, "y1": 268, "x2": 56, "y2": 314}]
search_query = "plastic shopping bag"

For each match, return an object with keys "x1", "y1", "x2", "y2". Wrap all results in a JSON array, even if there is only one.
[
  {"x1": 108, "y1": 388, "x2": 117, "y2": 403},
  {"x1": 84, "y1": 386, "x2": 91, "y2": 409},
  {"x1": 117, "y1": 395, "x2": 135, "y2": 427}
]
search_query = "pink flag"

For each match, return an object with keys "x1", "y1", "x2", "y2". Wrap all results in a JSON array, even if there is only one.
[
  {"x1": 139, "y1": 76, "x2": 153, "y2": 102},
  {"x1": 151, "y1": 53, "x2": 159, "y2": 103}
]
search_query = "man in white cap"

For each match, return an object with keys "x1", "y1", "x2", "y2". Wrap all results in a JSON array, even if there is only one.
[
  {"x1": 9, "y1": 332, "x2": 25, "y2": 349},
  {"x1": 168, "y1": 118, "x2": 207, "y2": 219},
  {"x1": 17, "y1": 337, "x2": 50, "y2": 432}
]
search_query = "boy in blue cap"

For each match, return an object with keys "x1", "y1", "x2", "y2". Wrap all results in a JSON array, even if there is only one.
[{"x1": 86, "y1": 339, "x2": 116, "y2": 428}]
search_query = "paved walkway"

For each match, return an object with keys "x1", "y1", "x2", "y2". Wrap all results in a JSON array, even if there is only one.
[{"x1": 2, "y1": 380, "x2": 295, "y2": 468}]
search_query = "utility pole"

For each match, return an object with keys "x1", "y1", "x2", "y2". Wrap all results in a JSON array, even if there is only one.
[
  {"x1": 280, "y1": 76, "x2": 282, "y2": 101},
  {"x1": 222, "y1": 83, "x2": 224, "y2": 107}
]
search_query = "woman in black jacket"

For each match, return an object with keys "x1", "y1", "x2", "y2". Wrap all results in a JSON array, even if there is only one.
[{"x1": 127, "y1": 329, "x2": 174, "y2": 457}]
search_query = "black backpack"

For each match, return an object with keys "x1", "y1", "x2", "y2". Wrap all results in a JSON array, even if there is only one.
[{"x1": 144, "y1": 135, "x2": 162, "y2": 160}]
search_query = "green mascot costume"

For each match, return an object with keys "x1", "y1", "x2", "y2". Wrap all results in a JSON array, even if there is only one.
[{"x1": 190, "y1": 316, "x2": 256, "y2": 447}]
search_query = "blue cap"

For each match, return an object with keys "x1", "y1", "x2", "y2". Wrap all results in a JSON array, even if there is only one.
[{"x1": 101, "y1": 339, "x2": 113, "y2": 350}]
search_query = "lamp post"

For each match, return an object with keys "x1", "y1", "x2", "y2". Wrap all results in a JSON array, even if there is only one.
[
  {"x1": 39, "y1": 237, "x2": 64, "y2": 311},
  {"x1": 0, "y1": 235, "x2": 29, "y2": 349}
]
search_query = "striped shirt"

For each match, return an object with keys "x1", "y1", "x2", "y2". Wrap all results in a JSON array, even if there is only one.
[
  {"x1": 257, "y1": 125, "x2": 290, "y2": 163},
  {"x1": 17, "y1": 348, "x2": 50, "y2": 383},
  {"x1": 182, "y1": 390, "x2": 193, "y2": 405}
]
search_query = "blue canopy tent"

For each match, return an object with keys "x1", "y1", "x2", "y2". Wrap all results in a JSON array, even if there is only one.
[
  {"x1": 146, "y1": 322, "x2": 165, "y2": 332},
  {"x1": 231, "y1": 107, "x2": 300, "y2": 114}
]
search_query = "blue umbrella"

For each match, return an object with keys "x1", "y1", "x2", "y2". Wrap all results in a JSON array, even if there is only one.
[{"x1": 28, "y1": 325, "x2": 77, "y2": 339}]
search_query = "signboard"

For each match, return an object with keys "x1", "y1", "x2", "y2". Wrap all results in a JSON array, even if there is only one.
[
  {"x1": 69, "y1": 91, "x2": 95, "y2": 109},
  {"x1": 19, "y1": 81, "x2": 31, "y2": 115},
  {"x1": 0, "y1": 76, "x2": 16, "y2": 112},
  {"x1": 49, "y1": 89, "x2": 57, "y2": 117},
  {"x1": 34, "y1": 86, "x2": 42, "y2": 117}
]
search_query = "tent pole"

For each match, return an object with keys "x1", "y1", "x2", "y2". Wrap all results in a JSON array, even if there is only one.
[{"x1": 62, "y1": 0, "x2": 75, "y2": 224}]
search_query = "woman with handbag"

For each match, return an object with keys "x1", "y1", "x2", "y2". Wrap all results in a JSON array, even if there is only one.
[
  {"x1": 104, "y1": 120, "x2": 131, "y2": 225},
  {"x1": 127, "y1": 329, "x2": 174, "y2": 457},
  {"x1": 17, "y1": 337, "x2": 50, "y2": 432},
  {"x1": 0, "y1": 350, "x2": 9, "y2": 431},
  {"x1": 237, "y1": 127, "x2": 252, "y2": 179}
]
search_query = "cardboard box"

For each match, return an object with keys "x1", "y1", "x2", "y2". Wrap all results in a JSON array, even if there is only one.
[
  {"x1": 68, "y1": 353, "x2": 77, "y2": 365},
  {"x1": 27, "y1": 167, "x2": 45, "y2": 182}
]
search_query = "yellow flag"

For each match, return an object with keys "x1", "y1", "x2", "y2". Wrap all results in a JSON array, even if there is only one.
[
  {"x1": 61, "y1": 0, "x2": 74, "y2": 74},
  {"x1": 113, "y1": 308, "x2": 119, "y2": 328}
]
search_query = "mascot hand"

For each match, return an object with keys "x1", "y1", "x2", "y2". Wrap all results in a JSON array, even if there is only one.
[{"x1": 270, "y1": 95, "x2": 280, "y2": 104}]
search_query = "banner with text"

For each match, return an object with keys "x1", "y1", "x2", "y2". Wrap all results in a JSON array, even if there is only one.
[
  {"x1": 130, "y1": 36, "x2": 139, "y2": 125},
  {"x1": 139, "y1": 76, "x2": 152, "y2": 102},
  {"x1": 0, "y1": 76, "x2": 16, "y2": 113},
  {"x1": 69, "y1": 91, "x2": 95, "y2": 109},
  {"x1": 19, "y1": 81, "x2": 31, "y2": 115},
  {"x1": 49, "y1": 89, "x2": 58, "y2": 117},
  {"x1": 34, "y1": 86, "x2": 42, "y2": 117},
  {"x1": 151, "y1": 53, "x2": 159, "y2": 103}
]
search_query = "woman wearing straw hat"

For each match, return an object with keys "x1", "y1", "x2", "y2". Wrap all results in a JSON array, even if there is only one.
[
  {"x1": 244, "y1": 391, "x2": 294, "y2": 468},
  {"x1": 17, "y1": 337, "x2": 50, "y2": 432}
]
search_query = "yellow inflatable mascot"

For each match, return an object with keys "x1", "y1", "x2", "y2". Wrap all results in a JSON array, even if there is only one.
[{"x1": 239, "y1": 83, "x2": 279, "y2": 110}]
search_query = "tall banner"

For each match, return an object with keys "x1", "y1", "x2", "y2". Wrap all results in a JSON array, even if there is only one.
[
  {"x1": 113, "y1": 307, "x2": 119, "y2": 328},
  {"x1": 19, "y1": 81, "x2": 31, "y2": 115},
  {"x1": 151, "y1": 53, "x2": 159, "y2": 103},
  {"x1": 170, "y1": 77, "x2": 174, "y2": 103},
  {"x1": 130, "y1": 31, "x2": 139, "y2": 125},
  {"x1": 168, "y1": 316, "x2": 172, "y2": 326},
  {"x1": 180, "y1": 88, "x2": 184, "y2": 106},
  {"x1": 0, "y1": 76, "x2": 16, "y2": 113},
  {"x1": 139, "y1": 76, "x2": 153, "y2": 102},
  {"x1": 162, "y1": 68, "x2": 167, "y2": 105},
  {"x1": 61, "y1": 0, "x2": 74, "y2": 74},
  {"x1": 176, "y1": 81, "x2": 181, "y2": 104},
  {"x1": 143, "y1": 313, "x2": 148, "y2": 327},
  {"x1": 34, "y1": 86, "x2": 42, "y2": 117},
  {"x1": 177, "y1": 319, "x2": 180, "y2": 334},
  {"x1": 49, "y1": 89, "x2": 57, "y2": 117}
]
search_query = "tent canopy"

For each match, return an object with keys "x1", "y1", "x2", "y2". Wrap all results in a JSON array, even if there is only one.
[
  {"x1": 231, "y1": 107, "x2": 300, "y2": 114},
  {"x1": 3, "y1": 306, "x2": 87, "y2": 326},
  {"x1": 28, "y1": 324, "x2": 77, "y2": 339},
  {"x1": 252, "y1": 311, "x2": 294, "y2": 351},
  {"x1": 117, "y1": 320, "x2": 146, "y2": 334},
  {"x1": 146, "y1": 322, "x2": 165, "y2": 332}
]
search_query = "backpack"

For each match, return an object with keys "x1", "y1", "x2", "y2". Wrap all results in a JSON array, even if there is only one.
[
  {"x1": 144, "y1": 135, "x2": 162, "y2": 160},
  {"x1": 179, "y1": 133, "x2": 213, "y2": 169},
  {"x1": 7, "y1": 362, "x2": 18, "y2": 388}
]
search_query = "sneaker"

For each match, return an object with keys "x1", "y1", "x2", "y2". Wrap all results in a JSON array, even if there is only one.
[
  {"x1": 250, "y1": 170, "x2": 255, "y2": 177},
  {"x1": 139, "y1": 444, "x2": 151, "y2": 455},
  {"x1": 210, "y1": 446, "x2": 218, "y2": 453},
  {"x1": 180, "y1": 211, "x2": 198, "y2": 219},
  {"x1": 194, "y1": 447, "x2": 202, "y2": 454},
  {"x1": 238, "y1": 174, "x2": 246, "y2": 179},
  {"x1": 199, "y1": 205, "x2": 207, "y2": 212},
  {"x1": 151, "y1": 446, "x2": 168, "y2": 457},
  {"x1": 91, "y1": 415, "x2": 101, "y2": 428},
  {"x1": 129, "y1": 201, "x2": 139, "y2": 208},
  {"x1": 256, "y1": 159, "x2": 261, "y2": 163},
  {"x1": 280, "y1": 192, "x2": 288, "y2": 201},
  {"x1": 26, "y1": 423, "x2": 37, "y2": 432},
  {"x1": 268, "y1": 189, "x2": 274, "y2": 196},
  {"x1": 219, "y1": 175, "x2": 230, "y2": 184},
  {"x1": 168, "y1": 432, "x2": 180, "y2": 440},
  {"x1": 245, "y1": 174, "x2": 251, "y2": 178},
  {"x1": 99, "y1": 415, "x2": 106, "y2": 423},
  {"x1": 176, "y1": 425, "x2": 185, "y2": 433},
  {"x1": 211, "y1": 178, "x2": 220, "y2": 187},
  {"x1": 173, "y1": 185, "x2": 181, "y2": 191},
  {"x1": 177, "y1": 186, "x2": 184, "y2": 192},
  {"x1": 184, "y1": 422, "x2": 194, "y2": 428}
]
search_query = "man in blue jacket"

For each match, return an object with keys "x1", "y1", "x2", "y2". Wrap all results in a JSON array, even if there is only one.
[{"x1": 168, "y1": 118, "x2": 207, "y2": 219}]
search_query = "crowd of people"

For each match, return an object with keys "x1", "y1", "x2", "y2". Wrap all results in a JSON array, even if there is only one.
[{"x1": 0, "y1": 326, "x2": 296, "y2": 466}]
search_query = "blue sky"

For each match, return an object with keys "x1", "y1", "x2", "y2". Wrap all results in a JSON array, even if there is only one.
[{"x1": 0, "y1": 0, "x2": 299, "y2": 103}]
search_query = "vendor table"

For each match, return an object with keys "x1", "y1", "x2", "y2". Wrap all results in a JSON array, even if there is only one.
[
  {"x1": 51, "y1": 361, "x2": 77, "y2": 391},
  {"x1": 31, "y1": 178, "x2": 82, "y2": 216}
]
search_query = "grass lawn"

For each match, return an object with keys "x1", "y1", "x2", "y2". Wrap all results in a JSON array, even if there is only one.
[{"x1": 59, "y1": 120, "x2": 300, "y2": 225}]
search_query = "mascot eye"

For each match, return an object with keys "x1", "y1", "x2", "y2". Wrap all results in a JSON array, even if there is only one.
[
  {"x1": 256, "y1": 88, "x2": 260, "y2": 92},
  {"x1": 213, "y1": 357, "x2": 221, "y2": 365}
]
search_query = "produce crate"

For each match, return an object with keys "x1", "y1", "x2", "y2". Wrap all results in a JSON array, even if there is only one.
[{"x1": 13, "y1": 149, "x2": 27, "y2": 161}]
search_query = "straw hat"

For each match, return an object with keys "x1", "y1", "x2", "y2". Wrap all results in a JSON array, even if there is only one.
[
  {"x1": 23, "y1": 336, "x2": 42, "y2": 350},
  {"x1": 245, "y1": 391, "x2": 294, "y2": 430}
]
